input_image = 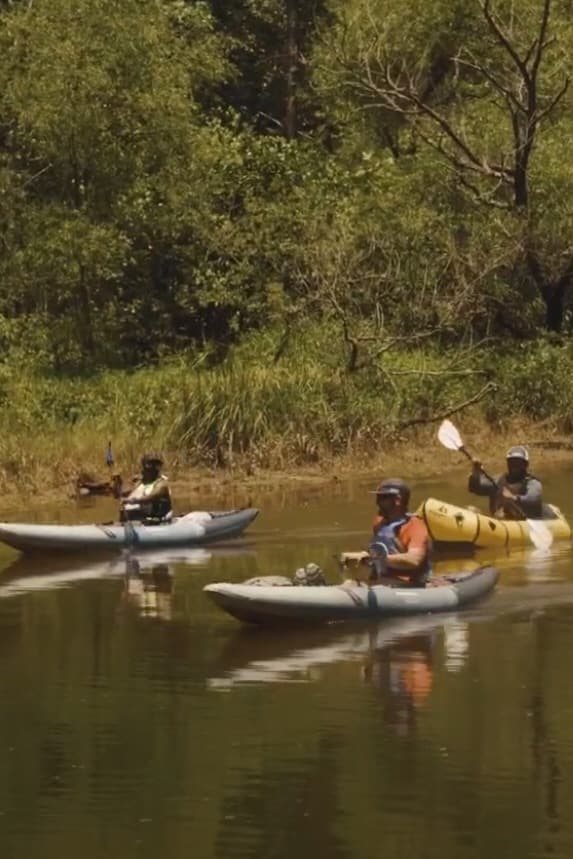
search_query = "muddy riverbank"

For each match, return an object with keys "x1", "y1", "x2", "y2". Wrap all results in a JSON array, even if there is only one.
[{"x1": 6, "y1": 418, "x2": 573, "y2": 514}]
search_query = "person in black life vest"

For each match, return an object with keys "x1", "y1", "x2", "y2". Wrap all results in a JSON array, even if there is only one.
[
  {"x1": 468, "y1": 445, "x2": 543, "y2": 519},
  {"x1": 120, "y1": 452, "x2": 172, "y2": 523}
]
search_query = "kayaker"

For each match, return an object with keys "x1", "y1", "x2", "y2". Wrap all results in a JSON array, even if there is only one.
[
  {"x1": 468, "y1": 445, "x2": 543, "y2": 519},
  {"x1": 120, "y1": 452, "x2": 173, "y2": 524},
  {"x1": 366, "y1": 478, "x2": 432, "y2": 587}
]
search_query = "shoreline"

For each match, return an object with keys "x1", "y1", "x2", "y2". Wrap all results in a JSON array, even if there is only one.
[{"x1": 6, "y1": 419, "x2": 573, "y2": 514}]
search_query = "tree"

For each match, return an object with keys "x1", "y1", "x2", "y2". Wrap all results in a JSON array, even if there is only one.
[
  {"x1": 315, "y1": 0, "x2": 573, "y2": 331},
  {"x1": 0, "y1": 0, "x2": 231, "y2": 367},
  {"x1": 209, "y1": 0, "x2": 331, "y2": 138}
]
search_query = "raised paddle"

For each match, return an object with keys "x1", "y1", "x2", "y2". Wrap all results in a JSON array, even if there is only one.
[{"x1": 437, "y1": 419, "x2": 553, "y2": 551}]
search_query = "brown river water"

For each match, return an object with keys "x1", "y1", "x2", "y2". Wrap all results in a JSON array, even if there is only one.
[{"x1": 2, "y1": 465, "x2": 573, "y2": 859}]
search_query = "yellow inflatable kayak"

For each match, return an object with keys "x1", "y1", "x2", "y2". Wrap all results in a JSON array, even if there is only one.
[{"x1": 417, "y1": 497, "x2": 571, "y2": 550}]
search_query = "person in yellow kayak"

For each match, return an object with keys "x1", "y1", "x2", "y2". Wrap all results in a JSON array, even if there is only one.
[
  {"x1": 120, "y1": 452, "x2": 173, "y2": 524},
  {"x1": 468, "y1": 445, "x2": 543, "y2": 519}
]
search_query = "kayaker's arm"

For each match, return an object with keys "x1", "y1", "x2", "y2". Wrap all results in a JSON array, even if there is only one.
[
  {"x1": 385, "y1": 546, "x2": 426, "y2": 570},
  {"x1": 385, "y1": 517, "x2": 429, "y2": 570},
  {"x1": 502, "y1": 477, "x2": 543, "y2": 517},
  {"x1": 468, "y1": 461, "x2": 499, "y2": 496},
  {"x1": 139, "y1": 478, "x2": 169, "y2": 501},
  {"x1": 516, "y1": 477, "x2": 542, "y2": 507},
  {"x1": 124, "y1": 478, "x2": 170, "y2": 504}
]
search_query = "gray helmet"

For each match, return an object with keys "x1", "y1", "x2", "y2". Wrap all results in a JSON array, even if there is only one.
[{"x1": 506, "y1": 445, "x2": 529, "y2": 463}]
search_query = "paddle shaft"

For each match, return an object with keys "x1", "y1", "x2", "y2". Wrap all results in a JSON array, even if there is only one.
[{"x1": 456, "y1": 444, "x2": 498, "y2": 488}]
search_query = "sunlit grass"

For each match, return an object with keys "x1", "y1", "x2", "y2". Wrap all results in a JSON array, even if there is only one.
[{"x1": 1, "y1": 328, "x2": 571, "y2": 493}]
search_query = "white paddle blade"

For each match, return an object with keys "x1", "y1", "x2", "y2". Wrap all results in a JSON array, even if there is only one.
[
  {"x1": 527, "y1": 519, "x2": 554, "y2": 552},
  {"x1": 438, "y1": 419, "x2": 463, "y2": 451}
]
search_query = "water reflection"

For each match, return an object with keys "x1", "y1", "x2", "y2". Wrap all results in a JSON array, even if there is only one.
[
  {"x1": 361, "y1": 629, "x2": 435, "y2": 737},
  {"x1": 432, "y1": 541, "x2": 572, "y2": 585},
  {"x1": 122, "y1": 555, "x2": 175, "y2": 621},
  {"x1": 207, "y1": 614, "x2": 467, "y2": 693},
  {"x1": 443, "y1": 619, "x2": 469, "y2": 672},
  {"x1": 529, "y1": 615, "x2": 563, "y2": 836},
  {"x1": 1, "y1": 467, "x2": 573, "y2": 859},
  {"x1": 0, "y1": 547, "x2": 212, "y2": 600}
]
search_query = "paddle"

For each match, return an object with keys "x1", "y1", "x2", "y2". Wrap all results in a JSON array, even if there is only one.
[
  {"x1": 123, "y1": 516, "x2": 138, "y2": 548},
  {"x1": 437, "y1": 419, "x2": 553, "y2": 551},
  {"x1": 111, "y1": 444, "x2": 138, "y2": 547},
  {"x1": 106, "y1": 440, "x2": 114, "y2": 473}
]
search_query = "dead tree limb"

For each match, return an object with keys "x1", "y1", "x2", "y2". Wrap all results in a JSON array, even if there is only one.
[{"x1": 395, "y1": 381, "x2": 497, "y2": 429}]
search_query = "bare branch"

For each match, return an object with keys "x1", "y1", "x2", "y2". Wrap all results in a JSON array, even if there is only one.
[
  {"x1": 535, "y1": 77, "x2": 569, "y2": 124},
  {"x1": 454, "y1": 172, "x2": 511, "y2": 208},
  {"x1": 379, "y1": 368, "x2": 487, "y2": 377},
  {"x1": 457, "y1": 55, "x2": 525, "y2": 114},
  {"x1": 395, "y1": 381, "x2": 497, "y2": 429},
  {"x1": 480, "y1": 0, "x2": 530, "y2": 81},
  {"x1": 531, "y1": 0, "x2": 552, "y2": 80},
  {"x1": 417, "y1": 128, "x2": 512, "y2": 182}
]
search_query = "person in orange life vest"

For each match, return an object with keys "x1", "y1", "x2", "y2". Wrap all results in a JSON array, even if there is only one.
[
  {"x1": 367, "y1": 478, "x2": 431, "y2": 587},
  {"x1": 120, "y1": 452, "x2": 172, "y2": 523}
]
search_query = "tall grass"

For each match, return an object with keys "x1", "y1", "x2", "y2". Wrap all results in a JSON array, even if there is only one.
[{"x1": 1, "y1": 327, "x2": 572, "y2": 493}]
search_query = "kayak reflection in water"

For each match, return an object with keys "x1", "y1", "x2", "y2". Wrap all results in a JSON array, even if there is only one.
[
  {"x1": 362, "y1": 631, "x2": 435, "y2": 736},
  {"x1": 123, "y1": 555, "x2": 174, "y2": 620},
  {"x1": 120, "y1": 452, "x2": 173, "y2": 524}
]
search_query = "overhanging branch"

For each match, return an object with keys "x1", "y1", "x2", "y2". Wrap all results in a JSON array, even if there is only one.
[{"x1": 395, "y1": 381, "x2": 497, "y2": 429}]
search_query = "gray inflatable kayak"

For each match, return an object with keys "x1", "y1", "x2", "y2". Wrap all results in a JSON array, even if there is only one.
[
  {"x1": 0, "y1": 507, "x2": 259, "y2": 554},
  {"x1": 204, "y1": 566, "x2": 499, "y2": 624}
]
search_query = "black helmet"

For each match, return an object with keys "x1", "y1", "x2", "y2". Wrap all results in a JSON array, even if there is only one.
[
  {"x1": 370, "y1": 477, "x2": 411, "y2": 504},
  {"x1": 141, "y1": 451, "x2": 163, "y2": 466}
]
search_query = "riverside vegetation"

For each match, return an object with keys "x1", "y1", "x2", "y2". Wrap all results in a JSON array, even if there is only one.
[
  {"x1": 2, "y1": 331, "x2": 573, "y2": 497},
  {"x1": 1, "y1": 0, "x2": 573, "y2": 496}
]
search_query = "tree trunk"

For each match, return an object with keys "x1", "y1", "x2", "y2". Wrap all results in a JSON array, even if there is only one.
[
  {"x1": 542, "y1": 283, "x2": 566, "y2": 334},
  {"x1": 285, "y1": 0, "x2": 297, "y2": 140},
  {"x1": 77, "y1": 262, "x2": 95, "y2": 358},
  {"x1": 526, "y1": 248, "x2": 573, "y2": 334}
]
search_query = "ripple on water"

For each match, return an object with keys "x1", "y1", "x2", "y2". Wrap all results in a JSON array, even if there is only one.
[{"x1": 1, "y1": 480, "x2": 573, "y2": 859}]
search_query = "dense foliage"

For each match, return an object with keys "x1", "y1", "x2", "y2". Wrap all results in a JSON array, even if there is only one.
[
  {"x1": 0, "y1": 1, "x2": 572, "y2": 486},
  {"x1": 1, "y1": 0, "x2": 572, "y2": 374}
]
